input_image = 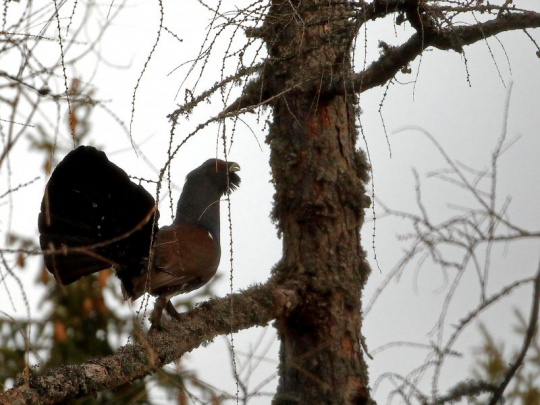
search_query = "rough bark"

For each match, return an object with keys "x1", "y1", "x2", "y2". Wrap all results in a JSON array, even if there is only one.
[
  {"x1": 0, "y1": 283, "x2": 297, "y2": 405},
  {"x1": 262, "y1": 1, "x2": 372, "y2": 403},
  {"x1": 3, "y1": 1, "x2": 540, "y2": 404}
]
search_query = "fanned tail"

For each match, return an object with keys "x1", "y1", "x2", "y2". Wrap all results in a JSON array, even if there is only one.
[{"x1": 38, "y1": 146, "x2": 158, "y2": 294}]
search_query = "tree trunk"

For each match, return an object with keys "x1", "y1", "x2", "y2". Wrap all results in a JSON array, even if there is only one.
[{"x1": 263, "y1": 1, "x2": 372, "y2": 403}]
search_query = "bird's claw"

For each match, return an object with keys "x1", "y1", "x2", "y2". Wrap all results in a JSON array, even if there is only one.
[{"x1": 165, "y1": 301, "x2": 181, "y2": 319}]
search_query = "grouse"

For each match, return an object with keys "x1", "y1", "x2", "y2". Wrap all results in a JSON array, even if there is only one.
[{"x1": 38, "y1": 146, "x2": 240, "y2": 328}]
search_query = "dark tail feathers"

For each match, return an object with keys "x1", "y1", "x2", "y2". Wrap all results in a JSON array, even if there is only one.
[{"x1": 38, "y1": 146, "x2": 157, "y2": 294}]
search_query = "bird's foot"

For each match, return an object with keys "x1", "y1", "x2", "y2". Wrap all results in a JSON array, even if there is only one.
[
  {"x1": 165, "y1": 300, "x2": 181, "y2": 319},
  {"x1": 149, "y1": 296, "x2": 168, "y2": 332},
  {"x1": 148, "y1": 298, "x2": 182, "y2": 333},
  {"x1": 148, "y1": 323, "x2": 164, "y2": 334}
]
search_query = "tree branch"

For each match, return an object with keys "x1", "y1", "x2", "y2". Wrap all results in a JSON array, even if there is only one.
[
  {"x1": 487, "y1": 259, "x2": 540, "y2": 405},
  {"x1": 343, "y1": 11, "x2": 540, "y2": 94},
  {"x1": 0, "y1": 281, "x2": 298, "y2": 405},
  {"x1": 220, "y1": 10, "x2": 540, "y2": 114},
  {"x1": 425, "y1": 379, "x2": 497, "y2": 405},
  {"x1": 220, "y1": 77, "x2": 266, "y2": 115}
]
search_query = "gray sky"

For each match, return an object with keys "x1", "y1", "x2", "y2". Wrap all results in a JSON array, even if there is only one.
[{"x1": 2, "y1": 1, "x2": 540, "y2": 403}]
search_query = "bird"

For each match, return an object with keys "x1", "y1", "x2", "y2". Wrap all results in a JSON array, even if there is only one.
[{"x1": 38, "y1": 145, "x2": 240, "y2": 329}]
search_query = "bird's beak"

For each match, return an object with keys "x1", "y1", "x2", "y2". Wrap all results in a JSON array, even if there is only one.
[{"x1": 228, "y1": 162, "x2": 241, "y2": 173}]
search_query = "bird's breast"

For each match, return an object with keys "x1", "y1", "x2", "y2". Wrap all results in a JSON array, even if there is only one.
[
  {"x1": 143, "y1": 223, "x2": 221, "y2": 297},
  {"x1": 155, "y1": 224, "x2": 220, "y2": 272}
]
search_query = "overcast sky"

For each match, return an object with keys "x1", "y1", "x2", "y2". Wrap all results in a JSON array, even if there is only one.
[{"x1": 2, "y1": 1, "x2": 540, "y2": 403}]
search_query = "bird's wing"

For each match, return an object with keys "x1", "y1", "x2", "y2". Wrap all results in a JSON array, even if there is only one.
[{"x1": 147, "y1": 223, "x2": 220, "y2": 297}]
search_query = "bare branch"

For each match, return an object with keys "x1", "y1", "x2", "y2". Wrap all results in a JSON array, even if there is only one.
[
  {"x1": 487, "y1": 260, "x2": 540, "y2": 405},
  {"x1": 0, "y1": 282, "x2": 298, "y2": 404},
  {"x1": 344, "y1": 11, "x2": 540, "y2": 94},
  {"x1": 218, "y1": 7, "x2": 540, "y2": 114},
  {"x1": 425, "y1": 379, "x2": 497, "y2": 405}
]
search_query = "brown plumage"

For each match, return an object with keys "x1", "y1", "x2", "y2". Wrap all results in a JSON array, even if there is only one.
[{"x1": 38, "y1": 146, "x2": 240, "y2": 329}]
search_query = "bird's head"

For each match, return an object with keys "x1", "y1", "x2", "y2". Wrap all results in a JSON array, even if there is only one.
[
  {"x1": 186, "y1": 159, "x2": 241, "y2": 195},
  {"x1": 175, "y1": 159, "x2": 241, "y2": 234}
]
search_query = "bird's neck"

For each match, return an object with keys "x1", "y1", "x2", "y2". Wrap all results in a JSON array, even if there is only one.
[{"x1": 174, "y1": 181, "x2": 221, "y2": 240}]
